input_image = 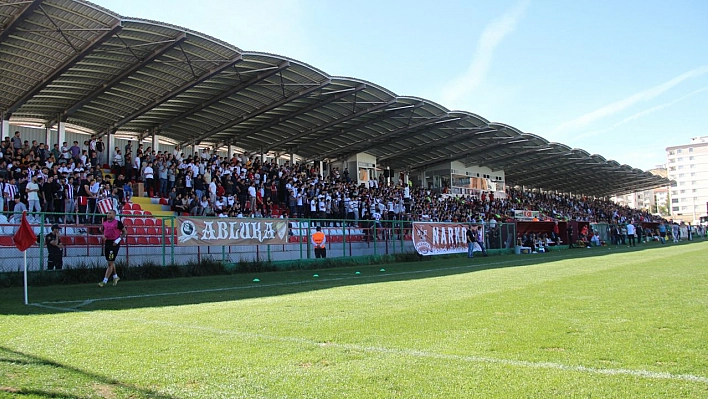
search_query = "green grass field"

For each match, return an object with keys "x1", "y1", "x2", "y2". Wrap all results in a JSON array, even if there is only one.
[{"x1": 1, "y1": 241, "x2": 707, "y2": 398}]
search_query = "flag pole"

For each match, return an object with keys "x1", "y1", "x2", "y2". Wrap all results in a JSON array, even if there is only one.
[{"x1": 24, "y1": 250, "x2": 28, "y2": 305}]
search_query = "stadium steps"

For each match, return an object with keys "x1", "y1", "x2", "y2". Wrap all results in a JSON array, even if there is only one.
[{"x1": 129, "y1": 196, "x2": 173, "y2": 217}]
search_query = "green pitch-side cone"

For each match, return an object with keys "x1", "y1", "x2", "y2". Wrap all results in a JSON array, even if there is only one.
[
  {"x1": 313, "y1": 274, "x2": 319, "y2": 278},
  {"x1": 379, "y1": 268, "x2": 386, "y2": 272},
  {"x1": 252, "y1": 278, "x2": 260, "y2": 282},
  {"x1": 355, "y1": 271, "x2": 361, "y2": 275}
]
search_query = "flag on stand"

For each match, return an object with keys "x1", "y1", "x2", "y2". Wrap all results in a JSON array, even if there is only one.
[{"x1": 13, "y1": 211, "x2": 37, "y2": 252}]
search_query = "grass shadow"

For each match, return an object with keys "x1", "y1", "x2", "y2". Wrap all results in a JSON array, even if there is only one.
[
  {"x1": 0, "y1": 346, "x2": 178, "y2": 398},
  {"x1": 1, "y1": 240, "x2": 705, "y2": 315}
]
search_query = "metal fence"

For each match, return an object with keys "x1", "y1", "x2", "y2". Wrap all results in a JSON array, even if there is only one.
[{"x1": 0, "y1": 212, "x2": 521, "y2": 272}]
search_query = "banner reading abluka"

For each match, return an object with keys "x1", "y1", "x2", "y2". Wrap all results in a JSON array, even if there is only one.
[{"x1": 176, "y1": 217, "x2": 289, "y2": 246}]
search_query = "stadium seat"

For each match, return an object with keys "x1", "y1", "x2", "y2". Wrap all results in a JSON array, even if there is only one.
[
  {"x1": 133, "y1": 218, "x2": 144, "y2": 226},
  {"x1": 143, "y1": 211, "x2": 152, "y2": 216},
  {"x1": 88, "y1": 236, "x2": 102, "y2": 245},
  {"x1": 159, "y1": 198, "x2": 169, "y2": 205},
  {"x1": 144, "y1": 218, "x2": 155, "y2": 226},
  {"x1": 127, "y1": 236, "x2": 138, "y2": 245},
  {"x1": 74, "y1": 236, "x2": 87, "y2": 245},
  {"x1": 124, "y1": 203, "x2": 135, "y2": 211},
  {"x1": 148, "y1": 236, "x2": 160, "y2": 245},
  {"x1": 60, "y1": 236, "x2": 73, "y2": 246},
  {"x1": 155, "y1": 218, "x2": 163, "y2": 226},
  {"x1": 123, "y1": 218, "x2": 134, "y2": 226},
  {"x1": 137, "y1": 237, "x2": 149, "y2": 245}
]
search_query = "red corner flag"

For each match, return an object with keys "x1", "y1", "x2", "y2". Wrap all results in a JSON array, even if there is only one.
[{"x1": 13, "y1": 211, "x2": 37, "y2": 252}]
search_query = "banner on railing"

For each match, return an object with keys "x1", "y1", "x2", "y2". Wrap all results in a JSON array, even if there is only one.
[
  {"x1": 412, "y1": 222, "x2": 483, "y2": 256},
  {"x1": 176, "y1": 217, "x2": 289, "y2": 246},
  {"x1": 514, "y1": 210, "x2": 539, "y2": 221}
]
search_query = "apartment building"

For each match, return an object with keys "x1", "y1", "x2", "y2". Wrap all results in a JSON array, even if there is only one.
[{"x1": 666, "y1": 136, "x2": 708, "y2": 223}]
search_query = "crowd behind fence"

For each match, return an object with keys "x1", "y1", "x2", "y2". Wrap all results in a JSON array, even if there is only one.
[{"x1": 0, "y1": 212, "x2": 523, "y2": 272}]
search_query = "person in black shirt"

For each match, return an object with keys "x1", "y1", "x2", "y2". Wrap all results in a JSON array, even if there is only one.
[{"x1": 45, "y1": 224, "x2": 64, "y2": 270}]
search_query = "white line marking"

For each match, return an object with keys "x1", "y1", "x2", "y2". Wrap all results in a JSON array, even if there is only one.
[
  {"x1": 39, "y1": 255, "x2": 560, "y2": 307},
  {"x1": 128, "y1": 316, "x2": 708, "y2": 385}
]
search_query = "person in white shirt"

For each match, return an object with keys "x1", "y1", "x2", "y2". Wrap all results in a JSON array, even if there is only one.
[
  {"x1": 143, "y1": 161, "x2": 155, "y2": 197},
  {"x1": 209, "y1": 178, "x2": 217, "y2": 205},
  {"x1": 626, "y1": 221, "x2": 636, "y2": 247},
  {"x1": 133, "y1": 155, "x2": 141, "y2": 181},
  {"x1": 26, "y1": 175, "x2": 41, "y2": 213}
]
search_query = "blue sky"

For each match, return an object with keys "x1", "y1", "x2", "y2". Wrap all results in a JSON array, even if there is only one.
[{"x1": 95, "y1": 0, "x2": 708, "y2": 171}]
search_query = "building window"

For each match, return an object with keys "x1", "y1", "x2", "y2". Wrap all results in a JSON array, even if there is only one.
[
  {"x1": 678, "y1": 165, "x2": 684, "y2": 170},
  {"x1": 689, "y1": 156, "x2": 694, "y2": 160},
  {"x1": 672, "y1": 206, "x2": 679, "y2": 211},
  {"x1": 689, "y1": 148, "x2": 694, "y2": 152},
  {"x1": 677, "y1": 149, "x2": 683, "y2": 153},
  {"x1": 677, "y1": 157, "x2": 683, "y2": 162},
  {"x1": 680, "y1": 190, "x2": 686, "y2": 194},
  {"x1": 669, "y1": 151, "x2": 675, "y2": 155},
  {"x1": 672, "y1": 198, "x2": 679, "y2": 203}
]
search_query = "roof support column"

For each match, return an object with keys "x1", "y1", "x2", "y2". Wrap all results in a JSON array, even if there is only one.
[
  {"x1": 106, "y1": 130, "x2": 115, "y2": 167},
  {"x1": 290, "y1": 152, "x2": 294, "y2": 167},
  {"x1": 44, "y1": 126, "x2": 52, "y2": 147},
  {"x1": 56, "y1": 120, "x2": 66, "y2": 150},
  {"x1": 227, "y1": 143, "x2": 233, "y2": 160},
  {"x1": 152, "y1": 130, "x2": 159, "y2": 153},
  {"x1": 1, "y1": 119, "x2": 10, "y2": 141},
  {"x1": 192, "y1": 144, "x2": 197, "y2": 159}
]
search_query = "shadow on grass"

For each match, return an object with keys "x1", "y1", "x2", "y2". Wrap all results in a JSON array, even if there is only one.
[
  {"x1": 2, "y1": 240, "x2": 706, "y2": 315},
  {"x1": 0, "y1": 346, "x2": 177, "y2": 398}
]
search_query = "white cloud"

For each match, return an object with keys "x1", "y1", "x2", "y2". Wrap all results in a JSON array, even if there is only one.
[
  {"x1": 439, "y1": 0, "x2": 530, "y2": 107},
  {"x1": 553, "y1": 65, "x2": 708, "y2": 134},
  {"x1": 577, "y1": 86, "x2": 708, "y2": 140}
]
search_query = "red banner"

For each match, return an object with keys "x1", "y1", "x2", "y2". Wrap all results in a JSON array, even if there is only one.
[{"x1": 412, "y1": 222, "x2": 483, "y2": 256}]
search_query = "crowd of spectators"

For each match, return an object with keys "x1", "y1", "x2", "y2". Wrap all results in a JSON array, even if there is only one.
[{"x1": 0, "y1": 130, "x2": 681, "y2": 234}]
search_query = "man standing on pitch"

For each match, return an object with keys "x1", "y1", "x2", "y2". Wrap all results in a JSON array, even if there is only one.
[{"x1": 99, "y1": 209, "x2": 126, "y2": 287}]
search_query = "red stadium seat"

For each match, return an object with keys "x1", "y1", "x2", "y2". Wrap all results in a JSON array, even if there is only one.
[
  {"x1": 60, "y1": 236, "x2": 74, "y2": 246},
  {"x1": 159, "y1": 198, "x2": 169, "y2": 205},
  {"x1": 133, "y1": 218, "x2": 144, "y2": 226},
  {"x1": 148, "y1": 236, "x2": 161, "y2": 245},
  {"x1": 144, "y1": 218, "x2": 155, "y2": 226},
  {"x1": 127, "y1": 236, "x2": 138, "y2": 245},
  {"x1": 155, "y1": 218, "x2": 163, "y2": 226},
  {"x1": 123, "y1": 218, "x2": 134, "y2": 226},
  {"x1": 74, "y1": 236, "x2": 87, "y2": 246},
  {"x1": 88, "y1": 236, "x2": 102, "y2": 245},
  {"x1": 143, "y1": 211, "x2": 152, "y2": 216},
  {"x1": 137, "y1": 237, "x2": 149, "y2": 245}
]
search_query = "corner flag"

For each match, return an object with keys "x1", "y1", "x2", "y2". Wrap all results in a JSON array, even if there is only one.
[{"x1": 13, "y1": 211, "x2": 36, "y2": 252}]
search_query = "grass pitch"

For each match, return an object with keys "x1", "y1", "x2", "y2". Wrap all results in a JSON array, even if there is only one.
[{"x1": 1, "y1": 241, "x2": 707, "y2": 398}]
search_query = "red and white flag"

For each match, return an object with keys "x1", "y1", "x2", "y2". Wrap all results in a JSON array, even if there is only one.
[
  {"x1": 13, "y1": 211, "x2": 37, "y2": 252},
  {"x1": 97, "y1": 198, "x2": 114, "y2": 214}
]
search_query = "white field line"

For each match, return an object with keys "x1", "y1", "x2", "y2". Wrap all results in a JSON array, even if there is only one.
[
  {"x1": 30, "y1": 302, "x2": 708, "y2": 385},
  {"x1": 38, "y1": 255, "x2": 557, "y2": 308}
]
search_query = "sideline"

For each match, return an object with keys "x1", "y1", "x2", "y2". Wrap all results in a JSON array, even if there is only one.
[{"x1": 37, "y1": 252, "x2": 576, "y2": 308}]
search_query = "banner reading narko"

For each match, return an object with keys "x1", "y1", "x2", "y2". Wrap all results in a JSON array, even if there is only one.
[
  {"x1": 176, "y1": 217, "x2": 289, "y2": 246},
  {"x1": 412, "y1": 222, "x2": 483, "y2": 256}
]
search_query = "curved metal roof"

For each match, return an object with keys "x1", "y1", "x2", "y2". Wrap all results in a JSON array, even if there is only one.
[{"x1": 0, "y1": 0, "x2": 669, "y2": 196}]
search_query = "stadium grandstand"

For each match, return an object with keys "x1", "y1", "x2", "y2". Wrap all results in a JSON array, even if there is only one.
[{"x1": 0, "y1": 0, "x2": 677, "y2": 270}]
